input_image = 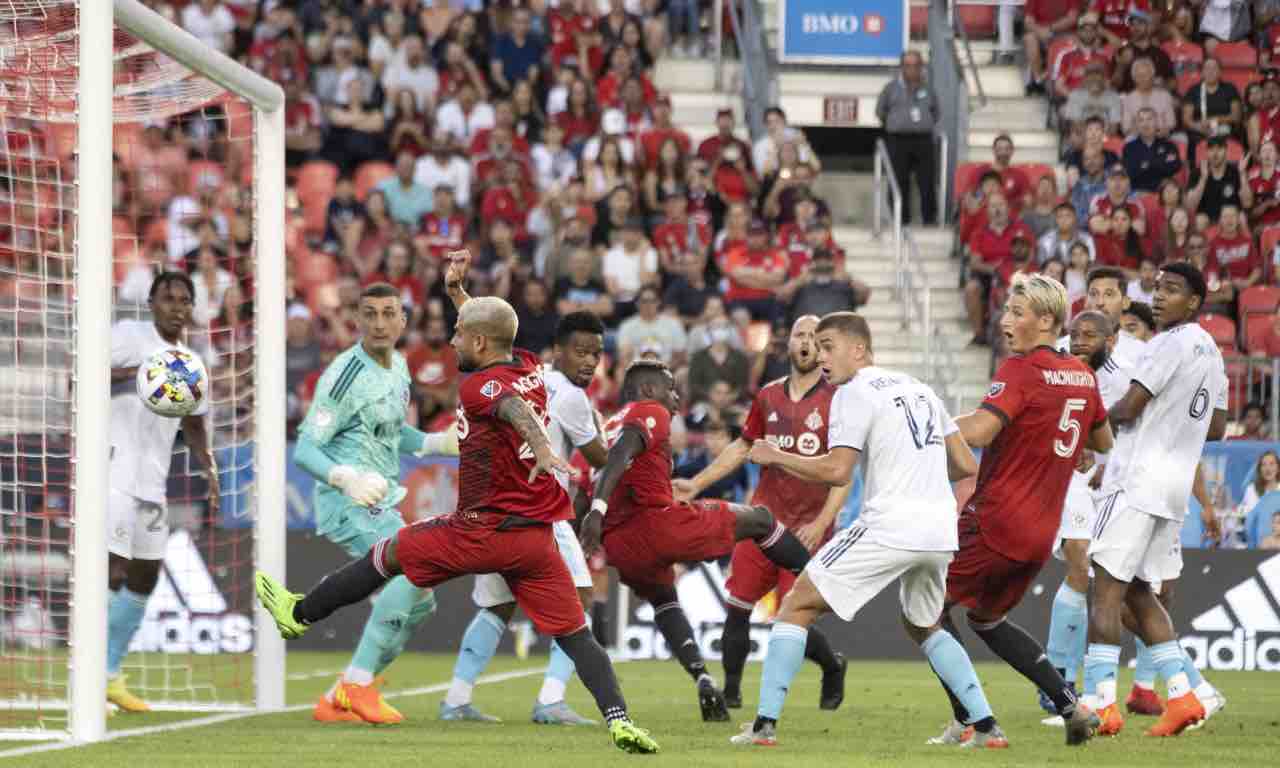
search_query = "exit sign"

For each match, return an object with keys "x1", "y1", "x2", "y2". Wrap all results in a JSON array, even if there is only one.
[{"x1": 823, "y1": 95, "x2": 859, "y2": 125}]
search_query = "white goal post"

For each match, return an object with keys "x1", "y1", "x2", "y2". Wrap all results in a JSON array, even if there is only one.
[{"x1": 42, "y1": 0, "x2": 285, "y2": 744}]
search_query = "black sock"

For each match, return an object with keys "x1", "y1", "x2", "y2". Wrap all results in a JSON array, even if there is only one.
[
  {"x1": 972, "y1": 617, "x2": 1076, "y2": 716},
  {"x1": 804, "y1": 626, "x2": 840, "y2": 673},
  {"x1": 753, "y1": 715, "x2": 776, "y2": 731},
  {"x1": 556, "y1": 627, "x2": 629, "y2": 724},
  {"x1": 756, "y1": 522, "x2": 810, "y2": 573},
  {"x1": 590, "y1": 601, "x2": 611, "y2": 646},
  {"x1": 652, "y1": 601, "x2": 708, "y2": 681},
  {"x1": 294, "y1": 550, "x2": 389, "y2": 625},
  {"x1": 721, "y1": 606, "x2": 751, "y2": 694}
]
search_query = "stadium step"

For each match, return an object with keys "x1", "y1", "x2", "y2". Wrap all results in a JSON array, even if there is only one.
[{"x1": 969, "y1": 99, "x2": 1048, "y2": 132}]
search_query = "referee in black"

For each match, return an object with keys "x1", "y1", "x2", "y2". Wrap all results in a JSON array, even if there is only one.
[{"x1": 876, "y1": 51, "x2": 940, "y2": 226}]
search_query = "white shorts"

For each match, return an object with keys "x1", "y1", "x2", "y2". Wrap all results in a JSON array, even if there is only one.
[
  {"x1": 107, "y1": 488, "x2": 168, "y2": 560},
  {"x1": 1088, "y1": 490, "x2": 1183, "y2": 585},
  {"x1": 1053, "y1": 473, "x2": 1098, "y2": 561},
  {"x1": 472, "y1": 520, "x2": 592, "y2": 608},
  {"x1": 804, "y1": 524, "x2": 953, "y2": 629}
]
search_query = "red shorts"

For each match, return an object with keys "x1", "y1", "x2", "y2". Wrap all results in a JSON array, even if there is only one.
[
  {"x1": 945, "y1": 515, "x2": 1046, "y2": 619},
  {"x1": 602, "y1": 499, "x2": 737, "y2": 601},
  {"x1": 394, "y1": 513, "x2": 585, "y2": 636},
  {"x1": 724, "y1": 523, "x2": 830, "y2": 609}
]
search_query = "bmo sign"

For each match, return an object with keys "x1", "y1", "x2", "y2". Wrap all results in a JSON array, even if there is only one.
[{"x1": 780, "y1": 0, "x2": 908, "y2": 65}]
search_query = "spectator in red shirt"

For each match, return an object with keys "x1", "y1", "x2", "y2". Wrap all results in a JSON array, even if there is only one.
[
  {"x1": 1248, "y1": 139, "x2": 1280, "y2": 227},
  {"x1": 1023, "y1": 0, "x2": 1082, "y2": 91},
  {"x1": 1249, "y1": 79, "x2": 1280, "y2": 153},
  {"x1": 617, "y1": 77, "x2": 653, "y2": 137},
  {"x1": 653, "y1": 187, "x2": 711, "y2": 275},
  {"x1": 1089, "y1": 163, "x2": 1146, "y2": 238},
  {"x1": 1091, "y1": 0, "x2": 1149, "y2": 47},
  {"x1": 556, "y1": 77, "x2": 600, "y2": 149},
  {"x1": 481, "y1": 158, "x2": 534, "y2": 238},
  {"x1": 596, "y1": 45, "x2": 654, "y2": 109},
  {"x1": 283, "y1": 72, "x2": 322, "y2": 167},
  {"x1": 1053, "y1": 13, "x2": 1110, "y2": 101},
  {"x1": 1209, "y1": 202, "x2": 1262, "y2": 290},
  {"x1": 404, "y1": 312, "x2": 459, "y2": 417},
  {"x1": 970, "y1": 133, "x2": 1033, "y2": 211},
  {"x1": 469, "y1": 98, "x2": 532, "y2": 158},
  {"x1": 719, "y1": 218, "x2": 788, "y2": 322},
  {"x1": 364, "y1": 239, "x2": 425, "y2": 326},
  {"x1": 1093, "y1": 206, "x2": 1145, "y2": 274},
  {"x1": 965, "y1": 192, "x2": 1031, "y2": 345},
  {"x1": 639, "y1": 94, "x2": 692, "y2": 169},
  {"x1": 419, "y1": 184, "x2": 467, "y2": 262},
  {"x1": 697, "y1": 108, "x2": 754, "y2": 169}
]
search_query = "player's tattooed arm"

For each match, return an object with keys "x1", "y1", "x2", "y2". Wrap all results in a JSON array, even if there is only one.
[
  {"x1": 497, "y1": 396, "x2": 573, "y2": 481},
  {"x1": 180, "y1": 414, "x2": 220, "y2": 515}
]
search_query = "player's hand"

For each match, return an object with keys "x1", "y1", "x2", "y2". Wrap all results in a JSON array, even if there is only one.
[
  {"x1": 529, "y1": 447, "x2": 576, "y2": 484},
  {"x1": 328, "y1": 465, "x2": 390, "y2": 507},
  {"x1": 1201, "y1": 505, "x2": 1222, "y2": 545},
  {"x1": 1076, "y1": 449, "x2": 1096, "y2": 475},
  {"x1": 206, "y1": 469, "x2": 221, "y2": 516},
  {"x1": 671, "y1": 478, "x2": 698, "y2": 502},
  {"x1": 1089, "y1": 462, "x2": 1106, "y2": 490},
  {"x1": 794, "y1": 519, "x2": 827, "y2": 551},
  {"x1": 444, "y1": 249, "x2": 472, "y2": 291},
  {"x1": 578, "y1": 509, "x2": 603, "y2": 557},
  {"x1": 747, "y1": 439, "x2": 781, "y2": 467}
]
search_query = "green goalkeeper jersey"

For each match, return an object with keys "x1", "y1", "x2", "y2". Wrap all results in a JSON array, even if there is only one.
[{"x1": 299, "y1": 342, "x2": 412, "y2": 509}]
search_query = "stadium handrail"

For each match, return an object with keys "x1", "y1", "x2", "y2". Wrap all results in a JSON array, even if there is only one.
[{"x1": 723, "y1": 0, "x2": 775, "y2": 140}]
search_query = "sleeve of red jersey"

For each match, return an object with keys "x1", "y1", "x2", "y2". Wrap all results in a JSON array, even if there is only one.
[
  {"x1": 980, "y1": 358, "x2": 1030, "y2": 426},
  {"x1": 460, "y1": 371, "x2": 515, "y2": 419},
  {"x1": 741, "y1": 392, "x2": 766, "y2": 442},
  {"x1": 622, "y1": 401, "x2": 670, "y2": 448}
]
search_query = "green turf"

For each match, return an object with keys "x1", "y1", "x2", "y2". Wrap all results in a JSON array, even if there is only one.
[{"x1": 3, "y1": 653, "x2": 1278, "y2": 767}]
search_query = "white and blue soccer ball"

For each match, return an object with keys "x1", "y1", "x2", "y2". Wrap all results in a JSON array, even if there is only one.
[{"x1": 136, "y1": 348, "x2": 208, "y2": 418}]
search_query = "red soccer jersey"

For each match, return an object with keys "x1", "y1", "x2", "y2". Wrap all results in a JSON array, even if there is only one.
[
  {"x1": 548, "y1": 10, "x2": 596, "y2": 67},
  {"x1": 1026, "y1": 0, "x2": 1080, "y2": 25},
  {"x1": 601, "y1": 400, "x2": 674, "y2": 529},
  {"x1": 741, "y1": 377, "x2": 836, "y2": 529},
  {"x1": 967, "y1": 220, "x2": 1033, "y2": 270},
  {"x1": 1208, "y1": 232, "x2": 1259, "y2": 279},
  {"x1": 971, "y1": 163, "x2": 1031, "y2": 206},
  {"x1": 1250, "y1": 167, "x2": 1280, "y2": 226},
  {"x1": 1093, "y1": 233, "x2": 1141, "y2": 270},
  {"x1": 652, "y1": 218, "x2": 712, "y2": 262},
  {"x1": 964, "y1": 347, "x2": 1108, "y2": 563},
  {"x1": 718, "y1": 243, "x2": 788, "y2": 301},
  {"x1": 639, "y1": 127, "x2": 692, "y2": 169},
  {"x1": 419, "y1": 212, "x2": 467, "y2": 260},
  {"x1": 1259, "y1": 106, "x2": 1280, "y2": 148},
  {"x1": 1090, "y1": 0, "x2": 1149, "y2": 41},
  {"x1": 1056, "y1": 48, "x2": 1111, "y2": 93},
  {"x1": 455, "y1": 349, "x2": 571, "y2": 523}
]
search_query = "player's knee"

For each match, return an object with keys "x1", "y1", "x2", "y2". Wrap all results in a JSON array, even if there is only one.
[
  {"x1": 900, "y1": 614, "x2": 936, "y2": 646},
  {"x1": 965, "y1": 611, "x2": 1004, "y2": 633},
  {"x1": 487, "y1": 602, "x2": 517, "y2": 625},
  {"x1": 736, "y1": 505, "x2": 775, "y2": 540},
  {"x1": 125, "y1": 558, "x2": 162, "y2": 595}
]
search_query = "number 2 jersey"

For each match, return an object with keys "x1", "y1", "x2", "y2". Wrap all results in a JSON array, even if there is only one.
[
  {"x1": 601, "y1": 400, "x2": 675, "y2": 531},
  {"x1": 455, "y1": 348, "x2": 571, "y2": 523},
  {"x1": 1110, "y1": 322, "x2": 1227, "y2": 521},
  {"x1": 741, "y1": 377, "x2": 835, "y2": 529},
  {"x1": 965, "y1": 346, "x2": 1107, "y2": 563}
]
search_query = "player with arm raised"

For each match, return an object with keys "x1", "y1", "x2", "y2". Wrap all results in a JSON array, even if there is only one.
[
  {"x1": 728, "y1": 312, "x2": 1000, "y2": 748},
  {"x1": 1083, "y1": 262, "x2": 1229, "y2": 738},
  {"x1": 672, "y1": 315, "x2": 849, "y2": 711},
  {"x1": 292, "y1": 282, "x2": 460, "y2": 725},
  {"x1": 105, "y1": 272, "x2": 219, "y2": 713},
  {"x1": 440, "y1": 249, "x2": 610, "y2": 726},
  {"x1": 932, "y1": 273, "x2": 1113, "y2": 748},
  {"x1": 580, "y1": 360, "x2": 814, "y2": 722},
  {"x1": 255, "y1": 294, "x2": 658, "y2": 754}
]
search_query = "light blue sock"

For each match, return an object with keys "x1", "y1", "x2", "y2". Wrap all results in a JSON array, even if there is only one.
[
  {"x1": 1133, "y1": 636, "x2": 1156, "y2": 687},
  {"x1": 1149, "y1": 640, "x2": 1191, "y2": 697},
  {"x1": 350, "y1": 576, "x2": 436, "y2": 678},
  {"x1": 1182, "y1": 647, "x2": 1204, "y2": 689},
  {"x1": 1084, "y1": 643, "x2": 1121, "y2": 704},
  {"x1": 922, "y1": 629, "x2": 994, "y2": 724},
  {"x1": 451, "y1": 609, "x2": 506, "y2": 686},
  {"x1": 757, "y1": 622, "x2": 808, "y2": 721},
  {"x1": 106, "y1": 588, "x2": 148, "y2": 677},
  {"x1": 1046, "y1": 583, "x2": 1088, "y2": 682}
]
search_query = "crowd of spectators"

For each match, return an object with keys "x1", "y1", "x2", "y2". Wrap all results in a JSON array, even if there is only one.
[{"x1": 86, "y1": 0, "x2": 868, "y2": 459}]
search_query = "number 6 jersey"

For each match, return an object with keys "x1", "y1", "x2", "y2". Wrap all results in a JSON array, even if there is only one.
[
  {"x1": 965, "y1": 346, "x2": 1107, "y2": 563},
  {"x1": 827, "y1": 366, "x2": 959, "y2": 553}
]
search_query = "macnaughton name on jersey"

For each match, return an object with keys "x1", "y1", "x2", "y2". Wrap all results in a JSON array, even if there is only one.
[{"x1": 1041, "y1": 369, "x2": 1096, "y2": 387}]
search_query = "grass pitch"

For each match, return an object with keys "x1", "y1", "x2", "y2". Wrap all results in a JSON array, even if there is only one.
[{"x1": 3, "y1": 652, "x2": 1278, "y2": 767}]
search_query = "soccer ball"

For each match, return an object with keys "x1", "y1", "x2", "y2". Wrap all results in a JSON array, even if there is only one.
[{"x1": 137, "y1": 348, "x2": 208, "y2": 418}]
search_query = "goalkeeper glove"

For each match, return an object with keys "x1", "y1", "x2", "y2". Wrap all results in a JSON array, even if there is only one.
[
  {"x1": 415, "y1": 423, "x2": 460, "y2": 458},
  {"x1": 327, "y1": 465, "x2": 390, "y2": 507}
]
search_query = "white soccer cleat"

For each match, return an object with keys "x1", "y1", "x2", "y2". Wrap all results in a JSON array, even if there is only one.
[
  {"x1": 1185, "y1": 683, "x2": 1226, "y2": 731},
  {"x1": 1041, "y1": 715, "x2": 1066, "y2": 727},
  {"x1": 926, "y1": 720, "x2": 973, "y2": 745}
]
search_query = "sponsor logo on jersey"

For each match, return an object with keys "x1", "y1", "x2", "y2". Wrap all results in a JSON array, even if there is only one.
[
  {"x1": 805, "y1": 409, "x2": 824, "y2": 431},
  {"x1": 767, "y1": 412, "x2": 779, "y2": 423},
  {"x1": 797, "y1": 432, "x2": 820, "y2": 456},
  {"x1": 988, "y1": 382, "x2": 1006, "y2": 398},
  {"x1": 1180, "y1": 554, "x2": 1280, "y2": 672},
  {"x1": 313, "y1": 407, "x2": 334, "y2": 428},
  {"x1": 480, "y1": 380, "x2": 503, "y2": 399}
]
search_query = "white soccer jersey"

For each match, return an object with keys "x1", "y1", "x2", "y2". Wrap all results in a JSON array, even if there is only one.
[
  {"x1": 109, "y1": 319, "x2": 209, "y2": 504},
  {"x1": 827, "y1": 366, "x2": 958, "y2": 552},
  {"x1": 1114, "y1": 323, "x2": 1227, "y2": 521},
  {"x1": 542, "y1": 365, "x2": 598, "y2": 491},
  {"x1": 1093, "y1": 349, "x2": 1137, "y2": 491}
]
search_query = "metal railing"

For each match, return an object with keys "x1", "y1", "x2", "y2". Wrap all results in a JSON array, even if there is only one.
[
  {"x1": 720, "y1": 0, "x2": 774, "y2": 140},
  {"x1": 872, "y1": 138, "x2": 904, "y2": 324}
]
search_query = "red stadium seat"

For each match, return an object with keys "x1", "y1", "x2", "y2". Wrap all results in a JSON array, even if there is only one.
[
  {"x1": 1176, "y1": 71, "x2": 1201, "y2": 97},
  {"x1": 1222, "y1": 68, "x2": 1262, "y2": 95},
  {"x1": 956, "y1": 5, "x2": 996, "y2": 38},
  {"x1": 1214, "y1": 41, "x2": 1258, "y2": 69},
  {"x1": 1192, "y1": 137, "x2": 1245, "y2": 165},
  {"x1": 1246, "y1": 314, "x2": 1274, "y2": 353},
  {"x1": 1172, "y1": 137, "x2": 1189, "y2": 185},
  {"x1": 354, "y1": 161, "x2": 395, "y2": 201},
  {"x1": 910, "y1": 3, "x2": 928, "y2": 38},
  {"x1": 296, "y1": 160, "x2": 338, "y2": 206},
  {"x1": 1239, "y1": 284, "x2": 1280, "y2": 321},
  {"x1": 1261, "y1": 226, "x2": 1280, "y2": 283},
  {"x1": 1199, "y1": 313, "x2": 1238, "y2": 351},
  {"x1": 1161, "y1": 40, "x2": 1204, "y2": 75},
  {"x1": 1103, "y1": 136, "x2": 1125, "y2": 157}
]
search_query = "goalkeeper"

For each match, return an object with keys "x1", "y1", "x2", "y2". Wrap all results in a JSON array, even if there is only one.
[{"x1": 294, "y1": 282, "x2": 458, "y2": 725}]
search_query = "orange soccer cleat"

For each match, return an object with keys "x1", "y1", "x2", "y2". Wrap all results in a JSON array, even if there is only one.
[
  {"x1": 334, "y1": 678, "x2": 405, "y2": 725},
  {"x1": 1126, "y1": 685, "x2": 1165, "y2": 716},
  {"x1": 1145, "y1": 692, "x2": 1205, "y2": 737},
  {"x1": 1096, "y1": 703, "x2": 1125, "y2": 736},
  {"x1": 313, "y1": 690, "x2": 363, "y2": 723}
]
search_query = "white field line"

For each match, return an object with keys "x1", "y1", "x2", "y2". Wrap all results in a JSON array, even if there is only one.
[{"x1": 0, "y1": 664, "x2": 561, "y2": 761}]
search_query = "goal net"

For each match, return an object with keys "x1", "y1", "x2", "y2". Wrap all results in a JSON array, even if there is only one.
[{"x1": 0, "y1": 0, "x2": 285, "y2": 742}]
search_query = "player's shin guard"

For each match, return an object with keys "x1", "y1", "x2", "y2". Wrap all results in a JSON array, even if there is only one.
[
  {"x1": 590, "y1": 601, "x2": 611, "y2": 646},
  {"x1": 106, "y1": 588, "x2": 149, "y2": 676},
  {"x1": 348, "y1": 578, "x2": 436, "y2": 683},
  {"x1": 1084, "y1": 643, "x2": 1122, "y2": 708},
  {"x1": 1047, "y1": 583, "x2": 1088, "y2": 683},
  {"x1": 653, "y1": 601, "x2": 709, "y2": 681},
  {"x1": 1133, "y1": 637, "x2": 1156, "y2": 688},
  {"x1": 295, "y1": 549, "x2": 392, "y2": 625},
  {"x1": 756, "y1": 521, "x2": 810, "y2": 573},
  {"x1": 721, "y1": 605, "x2": 752, "y2": 696},
  {"x1": 1181, "y1": 648, "x2": 1204, "y2": 689},
  {"x1": 539, "y1": 616, "x2": 586, "y2": 707},
  {"x1": 972, "y1": 617, "x2": 1078, "y2": 716},
  {"x1": 922, "y1": 630, "x2": 994, "y2": 726},
  {"x1": 445, "y1": 609, "x2": 506, "y2": 707},
  {"x1": 555, "y1": 627, "x2": 629, "y2": 724},
  {"x1": 757, "y1": 622, "x2": 808, "y2": 726}
]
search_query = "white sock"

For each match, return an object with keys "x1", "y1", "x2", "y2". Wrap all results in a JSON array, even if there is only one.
[
  {"x1": 1166, "y1": 671, "x2": 1191, "y2": 700},
  {"x1": 1194, "y1": 680, "x2": 1216, "y2": 700},
  {"x1": 537, "y1": 678, "x2": 567, "y2": 707},
  {"x1": 324, "y1": 679, "x2": 339, "y2": 703},
  {"x1": 1133, "y1": 680, "x2": 1155, "y2": 691},
  {"x1": 444, "y1": 678, "x2": 473, "y2": 708},
  {"x1": 1097, "y1": 678, "x2": 1117, "y2": 709},
  {"x1": 344, "y1": 666, "x2": 374, "y2": 686}
]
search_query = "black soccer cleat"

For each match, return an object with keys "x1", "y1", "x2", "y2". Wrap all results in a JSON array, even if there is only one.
[
  {"x1": 723, "y1": 686, "x2": 743, "y2": 710},
  {"x1": 819, "y1": 653, "x2": 847, "y2": 711},
  {"x1": 698, "y1": 677, "x2": 730, "y2": 722}
]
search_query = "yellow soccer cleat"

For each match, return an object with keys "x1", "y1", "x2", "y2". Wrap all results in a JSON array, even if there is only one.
[
  {"x1": 334, "y1": 679, "x2": 404, "y2": 725},
  {"x1": 106, "y1": 675, "x2": 151, "y2": 713}
]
